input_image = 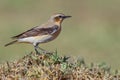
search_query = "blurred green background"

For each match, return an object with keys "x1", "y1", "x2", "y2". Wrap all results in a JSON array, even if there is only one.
[{"x1": 0, "y1": 0, "x2": 120, "y2": 69}]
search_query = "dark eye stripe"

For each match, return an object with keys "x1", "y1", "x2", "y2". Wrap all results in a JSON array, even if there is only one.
[{"x1": 59, "y1": 16, "x2": 62, "y2": 18}]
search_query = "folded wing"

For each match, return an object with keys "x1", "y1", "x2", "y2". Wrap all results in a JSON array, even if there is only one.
[{"x1": 12, "y1": 25, "x2": 59, "y2": 39}]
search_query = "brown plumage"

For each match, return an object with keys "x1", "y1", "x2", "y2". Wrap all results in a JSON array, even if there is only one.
[
  {"x1": 5, "y1": 13, "x2": 71, "y2": 54},
  {"x1": 11, "y1": 25, "x2": 59, "y2": 39}
]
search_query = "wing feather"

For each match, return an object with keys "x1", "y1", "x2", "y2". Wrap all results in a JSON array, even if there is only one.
[{"x1": 12, "y1": 25, "x2": 59, "y2": 39}]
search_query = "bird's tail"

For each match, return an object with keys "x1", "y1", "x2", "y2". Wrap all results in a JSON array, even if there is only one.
[{"x1": 4, "y1": 40, "x2": 17, "y2": 47}]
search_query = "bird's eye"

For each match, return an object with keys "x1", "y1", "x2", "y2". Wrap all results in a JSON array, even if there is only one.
[{"x1": 59, "y1": 16, "x2": 62, "y2": 18}]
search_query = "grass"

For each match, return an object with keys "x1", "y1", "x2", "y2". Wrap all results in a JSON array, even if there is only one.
[{"x1": 0, "y1": 51, "x2": 120, "y2": 80}]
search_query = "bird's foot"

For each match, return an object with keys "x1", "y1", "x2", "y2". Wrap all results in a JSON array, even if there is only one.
[
  {"x1": 37, "y1": 47, "x2": 52, "y2": 54},
  {"x1": 34, "y1": 46, "x2": 53, "y2": 55},
  {"x1": 35, "y1": 48, "x2": 49, "y2": 54},
  {"x1": 35, "y1": 49, "x2": 40, "y2": 55}
]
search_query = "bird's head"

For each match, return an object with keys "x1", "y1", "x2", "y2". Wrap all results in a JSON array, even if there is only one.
[{"x1": 50, "y1": 13, "x2": 71, "y2": 25}]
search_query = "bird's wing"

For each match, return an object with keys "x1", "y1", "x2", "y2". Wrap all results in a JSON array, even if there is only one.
[{"x1": 12, "y1": 25, "x2": 59, "y2": 39}]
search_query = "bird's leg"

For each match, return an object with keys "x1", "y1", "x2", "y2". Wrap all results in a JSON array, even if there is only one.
[
  {"x1": 38, "y1": 46, "x2": 45, "y2": 51},
  {"x1": 37, "y1": 46, "x2": 48, "y2": 54},
  {"x1": 34, "y1": 45, "x2": 40, "y2": 54},
  {"x1": 38, "y1": 46, "x2": 52, "y2": 54},
  {"x1": 34, "y1": 43, "x2": 42, "y2": 54},
  {"x1": 34, "y1": 43, "x2": 50, "y2": 54}
]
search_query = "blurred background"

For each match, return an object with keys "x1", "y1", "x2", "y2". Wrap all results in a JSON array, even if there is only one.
[{"x1": 0, "y1": 0, "x2": 120, "y2": 69}]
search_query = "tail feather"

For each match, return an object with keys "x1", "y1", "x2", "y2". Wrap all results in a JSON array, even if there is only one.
[{"x1": 4, "y1": 40, "x2": 17, "y2": 47}]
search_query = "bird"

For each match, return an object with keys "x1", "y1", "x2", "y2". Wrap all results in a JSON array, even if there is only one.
[{"x1": 5, "y1": 13, "x2": 71, "y2": 54}]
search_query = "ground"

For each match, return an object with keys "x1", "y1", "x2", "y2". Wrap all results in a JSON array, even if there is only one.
[{"x1": 0, "y1": 51, "x2": 119, "y2": 80}]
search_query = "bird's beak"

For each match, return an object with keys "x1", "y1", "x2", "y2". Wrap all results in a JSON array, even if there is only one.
[{"x1": 63, "y1": 15, "x2": 72, "y2": 19}]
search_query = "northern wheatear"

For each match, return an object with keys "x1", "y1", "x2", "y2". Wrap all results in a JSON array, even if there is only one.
[{"x1": 5, "y1": 13, "x2": 71, "y2": 54}]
